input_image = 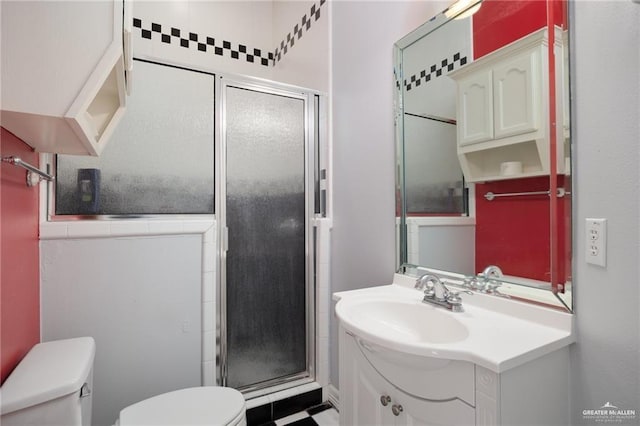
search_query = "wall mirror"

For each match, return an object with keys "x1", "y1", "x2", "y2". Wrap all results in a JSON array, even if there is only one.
[{"x1": 394, "y1": 0, "x2": 572, "y2": 311}]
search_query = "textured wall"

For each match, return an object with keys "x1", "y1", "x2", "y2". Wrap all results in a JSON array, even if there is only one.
[
  {"x1": 570, "y1": 0, "x2": 640, "y2": 422},
  {"x1": 41, "y1": 235, "x2": 202, "y2": 426},
  {"x1": 0, "y1": 128, "x2": 40, "y2": 384},
  {"x1": 329, "y1": 0, "x2": 447, "y2": 389}
]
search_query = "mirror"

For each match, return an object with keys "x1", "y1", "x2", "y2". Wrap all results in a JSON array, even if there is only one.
[{"x1": 394, "y1": 0, "x2": 572, "y2": 311}]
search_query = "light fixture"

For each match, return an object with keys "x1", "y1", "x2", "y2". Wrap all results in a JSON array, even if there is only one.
[{"x1": 444, "y1": 0, "x2": 483, "y2": 20}]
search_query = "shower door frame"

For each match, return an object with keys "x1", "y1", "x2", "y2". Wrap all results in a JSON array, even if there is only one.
[{"x1": 216, "y1": 75, "x2": 317, "y2": 393}]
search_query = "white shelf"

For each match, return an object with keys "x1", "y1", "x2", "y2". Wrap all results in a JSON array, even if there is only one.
[
  {"x1": 449, "y1": 27, "x2": 567, "y2": 182},
  {"x1": 0, "y1": 0, "x2": 129, "y2": 156}
]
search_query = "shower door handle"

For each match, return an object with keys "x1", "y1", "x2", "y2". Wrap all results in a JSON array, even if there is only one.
[{"x1": 223, "y1": 226, "x2": 229, "y2": 252}]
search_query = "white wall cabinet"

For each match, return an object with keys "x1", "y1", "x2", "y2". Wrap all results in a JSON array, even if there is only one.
[
  {"x1": 449, "y1": 27, "x2": 566, "y2": 182},
  {"x1": 1, "y1": 0, "x2": 132, "y2": 156},
  {"x1": 493, "y1": 51, "x2": 539, "y2": 140},
  {"x1": 339, "y1": 327, "x2": 570, "y2": 425},
  {"x1": 458, "y1": 70, "x2": 494, "y2": 146}
]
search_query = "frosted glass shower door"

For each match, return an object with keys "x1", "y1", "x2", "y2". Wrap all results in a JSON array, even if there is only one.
[{"x1": 223, "y1": 85, "x2": 309, "y2": 389}]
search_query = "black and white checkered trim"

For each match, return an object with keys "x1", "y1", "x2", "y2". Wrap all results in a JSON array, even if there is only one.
[
  {"x1": 394, "y1": 68, "x2": 401, "y2": 91},
  {"x1": 273, "y1": 0, "x2": 326, "y2": 64},
  {"x1": 404, "y1": 53, "x2": 468, "y2": 91},
  {"x1": 133, "y1": 18, "x2": 274, "y2": 67}
]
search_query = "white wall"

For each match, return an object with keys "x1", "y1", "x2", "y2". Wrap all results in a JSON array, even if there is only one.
[
  {"x1": 571, "y1": 0, "x2": 640, "y2": 422},
  {"x1": 329, "y1": 0, "x2": 449, "y2": 388},
  {"x1": 41, "y1": 235, "x2": 203, "y2": 426},
  {"x1": 273, "y1": 0, "x2": 329, "y2": 92},
  {"x1": 417, "y1": 224, "x2": 475, "y2": 274}
]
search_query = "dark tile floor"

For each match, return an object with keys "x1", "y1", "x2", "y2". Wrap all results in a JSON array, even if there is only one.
[{"x1": 258, "y1": 403, "x2": 338, "y2": 426}]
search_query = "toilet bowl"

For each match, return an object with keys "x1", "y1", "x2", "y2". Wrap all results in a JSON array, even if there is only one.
[{"x1": 116, "y1": 386, "x2": 246, "y2": 426}]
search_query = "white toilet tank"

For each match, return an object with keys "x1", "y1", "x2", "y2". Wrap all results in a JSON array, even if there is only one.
[{"x1": 0, "y1": 337, "x2": 96, "y2": 426}]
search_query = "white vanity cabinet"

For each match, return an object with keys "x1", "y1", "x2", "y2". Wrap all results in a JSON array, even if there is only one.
[
  {"x1": 0, "y1": 0, "x2": 132, "y2": 156},
  {"x1": 449, "y1": 27, "x2": 566, "y2": 182},
  {"x1": 340, "y1": 329, "x2": 476, "y2": 426},
  {"x1": 339, "y1": 327, "x2": 570, "y2": 426}
]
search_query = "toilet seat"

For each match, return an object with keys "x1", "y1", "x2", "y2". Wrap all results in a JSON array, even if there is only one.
[{"x1": 118, "y1": 387, "x2": 245, "y2": 426}]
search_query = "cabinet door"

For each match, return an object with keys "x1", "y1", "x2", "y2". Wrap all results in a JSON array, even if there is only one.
[
  {"x1": 340, "y1": 329, "x2": 476, "y2": 426},
  {"x1": 493, "y1": 50, "x2": 540, "y2": 140},
  {"x1": 340, "y1": 330, "x2": 395, "y2": 425},
  {"x1": 352, "y1": 360, "x2": 396, "y2": 425},
  {"x1": 458, "y1": 69, "x2": 494, "y2": 146}
]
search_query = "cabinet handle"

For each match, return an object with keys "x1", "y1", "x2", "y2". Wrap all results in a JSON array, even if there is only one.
[
  {"x1": 392, "y1": 404, "x2": 403, "y2": 416},
  {"x1": 380, "y1": 395, "x2": 391, "y2": 406}
]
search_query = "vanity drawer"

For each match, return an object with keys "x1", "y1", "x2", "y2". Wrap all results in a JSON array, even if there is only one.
[{"x1": 352, "y1": 334, "x2": 475, "y2": 405}]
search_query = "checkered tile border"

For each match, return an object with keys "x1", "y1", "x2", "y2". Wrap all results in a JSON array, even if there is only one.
[
  {"x1": 133, "y1": 18, "x2": 274, "y2": 67},
  {"x1": 133, "y1": 0, "x2": 327, "y2": 68},
  {"x1": 404, "y1": 52, "x2": 468, "y2": 91},
  {"x1": 273, "y1": 0, "x2": 326, "y2": 64}
]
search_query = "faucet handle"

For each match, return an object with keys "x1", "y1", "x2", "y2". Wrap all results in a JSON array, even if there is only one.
[
  {"x1": 485, "y1": 280, "x2": 501, "y2": 293},
  {"x1": 424, "y1": 287, "x2": 436, "y2": 299},
  {"x1": 446, "y1": 290, "x2": 472, "y2": 312},
  {"x1": 473, "y1": 278, "x2": 488, "y2": 292},
  {"x1": 463, "y1": 276, "x2": 480, "y2": 290}
]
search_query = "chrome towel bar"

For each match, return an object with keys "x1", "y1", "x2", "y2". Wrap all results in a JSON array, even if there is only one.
[
  {"x1": 484, "y1": 188, "x2": 568, "y2": 201},
  {"x1": 2, "y1": 156, "x2": 54, "y2": 186}
]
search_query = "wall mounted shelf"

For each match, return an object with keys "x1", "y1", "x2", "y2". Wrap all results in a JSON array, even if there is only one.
[
  {"x1": 0, "y1": 0, "x2": 131, "y2": 156},
  {"x1": 448, "y1": 27, "x2": 567, "y2": 182}
]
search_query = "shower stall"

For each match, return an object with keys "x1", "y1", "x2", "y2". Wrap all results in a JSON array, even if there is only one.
[
  {"x1": 217, "y1": 78, "x2": 320, "y2": 392},
  {"x1": 46, "y1": 60, "x2": 323, "y2": 424}
]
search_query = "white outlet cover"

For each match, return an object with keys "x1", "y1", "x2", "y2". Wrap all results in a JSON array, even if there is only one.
[{"x1": 585, "y1": 218, "x2": 607, "y2": 267}]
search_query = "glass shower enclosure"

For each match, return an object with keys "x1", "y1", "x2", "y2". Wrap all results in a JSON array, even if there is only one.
[{"x1": 218, "y1": 80, "x2": 317, "y2": 391}]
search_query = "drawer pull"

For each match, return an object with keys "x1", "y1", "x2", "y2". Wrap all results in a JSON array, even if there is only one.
[
  {"x1": 392, "y1": 404, "x2": 403, "y2": 416},
  {"x1": 380, "y1": 395, "x2": 391, "y2": 406}
]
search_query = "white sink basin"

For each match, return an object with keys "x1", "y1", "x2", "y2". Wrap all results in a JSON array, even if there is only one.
[
  {"x1": 338, "y1": 299, "x2": 469, "y2": 344},
  {"x1": 334, "y1": 279, "x2": 575, "y2": 372}
]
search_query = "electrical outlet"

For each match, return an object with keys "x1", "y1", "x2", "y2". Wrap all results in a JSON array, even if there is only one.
[{"x1": 585, "y1": 218, "x2": 607, "y2": 267}]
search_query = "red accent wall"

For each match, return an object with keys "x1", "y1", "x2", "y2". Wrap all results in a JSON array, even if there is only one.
[
  {"x1": 475, "y1": 177, "x2": 551, "y2": 281},
  {"x1": 472, "y1": 0, "x2": 569, "y2": 284},
  {"x1": 473, "y1": 0, "x2": 547, "y2": 59},
  {"x1": 1, "y1": 128, "x2": 40, "y2": 384},
  {"x1": 472, "y1": 0, "x2": 567, "y2": 59}
]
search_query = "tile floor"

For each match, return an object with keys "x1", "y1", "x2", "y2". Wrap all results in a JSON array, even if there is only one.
[{"x1": 260, "y1": 403, "x2": 339, "y2": 426}]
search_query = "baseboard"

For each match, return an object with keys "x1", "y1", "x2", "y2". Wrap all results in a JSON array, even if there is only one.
[{"x1": 327, "y1": 384, "x2": 339, "y2": 411}]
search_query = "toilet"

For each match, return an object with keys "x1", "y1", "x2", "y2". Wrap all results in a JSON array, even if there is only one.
[
  {"x1": 0, "y1": 337, "x2": 96, "y2": 426},
  {"x1": 0, "y1": 337, "x2": 246, "y2": 426},
  {"x1": 116, "y1": 386, "x2": 246, "y2": 426}
]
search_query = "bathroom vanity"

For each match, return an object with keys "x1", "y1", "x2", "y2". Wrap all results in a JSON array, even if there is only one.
[{"x1": 335, "y1": 274, "x2": 574, "y2": 425}]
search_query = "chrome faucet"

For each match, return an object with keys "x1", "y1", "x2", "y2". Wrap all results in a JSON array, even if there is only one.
[
  {"x1": 482, "y1": 265, "x2": 503, "y2": 280},
  {"x1": 462, "y1": 265, "x2": 510, "y2": 298},
  {"x1": 415, "y1": 274, "x2": 472, "y2": 312}
]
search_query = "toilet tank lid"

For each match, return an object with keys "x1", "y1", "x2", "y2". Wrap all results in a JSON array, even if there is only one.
[{"x1": 0, "y1": 337, "x2": 95, "y2": 415}]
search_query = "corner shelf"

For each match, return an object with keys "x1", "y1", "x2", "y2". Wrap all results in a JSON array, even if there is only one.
[{"x1": 1, "y1": 0, "x2": 129, "y2": 156}]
